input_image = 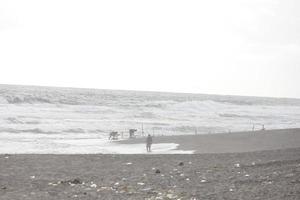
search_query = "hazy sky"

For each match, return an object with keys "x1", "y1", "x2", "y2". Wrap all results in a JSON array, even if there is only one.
[{"x1": 0, "y1": 0, "x2": 299, "y2": 98}]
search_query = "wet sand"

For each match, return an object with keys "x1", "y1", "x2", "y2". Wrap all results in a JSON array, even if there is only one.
[
  {"x1": 118, "y1": 128, "x2": 300, "y2": 153},
  {"x1": 0, "y1": 129, "x2": 300, "y2": 199}
]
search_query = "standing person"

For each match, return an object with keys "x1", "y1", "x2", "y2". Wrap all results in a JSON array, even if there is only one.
[{"x1": 146, "y1": 134, "x2": 153, "y2": 152}]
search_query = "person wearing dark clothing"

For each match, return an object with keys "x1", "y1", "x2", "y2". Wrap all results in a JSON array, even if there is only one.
[{"x1": 146, "y1": 134, "x2": 153, "y2": 152}]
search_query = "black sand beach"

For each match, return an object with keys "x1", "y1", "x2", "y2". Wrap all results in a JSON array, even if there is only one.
[
  {"x1": 1, "y1": 129, "x2": 300, "y2": 200},
  {"x1": 118, "y1": 129, "x2": 300, "y2": 154}
]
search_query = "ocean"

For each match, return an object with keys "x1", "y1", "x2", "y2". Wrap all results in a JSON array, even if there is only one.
[{"x1": 1, "y1": 84, "x2": 300, "y2": 153}]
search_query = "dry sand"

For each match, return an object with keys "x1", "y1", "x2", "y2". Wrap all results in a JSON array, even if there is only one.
[{"x1": 0, "y1": 129, "x2": 300, "y2": 199}]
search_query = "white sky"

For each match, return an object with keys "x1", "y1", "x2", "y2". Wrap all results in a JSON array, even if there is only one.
[{"x1": 0, "y1": 0, "x2": 299, "y2": 98}]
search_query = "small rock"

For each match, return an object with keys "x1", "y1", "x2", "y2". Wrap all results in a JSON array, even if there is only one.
[
  {"x1": 186, "y1": 178, "x2": 190, "y2": 181},
  {"x1": 125, "y1": 162, "x2": 132, "y2": 165},
  {"x1": 114, "y1": 182, "x2": 119, "y2": 186},
  {"x1": 166, "y1": 193, "x2": 178, "y2": 199},
  {"x1": 251, "y1": 162, "x2": 256, "y2": 166},
  {"x1": 245, "y1": 174, "x2": 250, "y2": 177},
  {"x1": 30, "y1": 176, "x2": 36, "y2": 179},
  {"x1": 234, "y1": 163, "x2": 240, "y2": 168},
  {"x1": 229, "y1": 188, "x2": 234, "y2": 192},
  {"x1": 155, "y1": 169, "x2": 161, "y2": 174},
  {"x1": 69, "y1": 178, "x2": 82, "y2": 184},
  {"x1": 90, "y1": 183, "x2": 97, "y2": 188},
  {"x1": 179, "y1": 162, "x2": 184, "y2": 166},
  {"x1": 285, "y1": 173, "x2": 294, "y2": 178},
  {"x1": 137, "y1": 182, "x2": 145, "y2": 186},
  {"x1": 1, "y1": 186, "x2": 7, "y2": 190},
  {"x1": 201, "y1": 179, "x2": 207, "y2": 183}
]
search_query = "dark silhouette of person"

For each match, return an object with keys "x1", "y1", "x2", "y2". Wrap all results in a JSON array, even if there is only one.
[{"x1": 146, "y1": 134, "x2": 153, "y2": 152}]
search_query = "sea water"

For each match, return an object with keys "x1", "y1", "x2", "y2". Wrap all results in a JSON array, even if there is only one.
[{"x1": 0, "y1": 84, "x2": 300, "y2": 154}]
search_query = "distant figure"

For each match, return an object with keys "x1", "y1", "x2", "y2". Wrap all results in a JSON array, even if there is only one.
[
  {"x1": 262, "y1": 124, "x2": 265, "y2": 131},
  {"x1": 146, "y1": 134, "x2": 153, "y2": 152}
]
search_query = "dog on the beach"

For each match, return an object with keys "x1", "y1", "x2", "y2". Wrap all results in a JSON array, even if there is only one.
[
  {"x1": 109, "y1": 131, "x2": 119, "y2": 140},
  {"x1": 129, "y1": 129, "x2": 137, "y2": 138}
]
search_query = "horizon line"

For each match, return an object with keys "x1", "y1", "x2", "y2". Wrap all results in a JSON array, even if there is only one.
[{"x1": 1, "y1": 83, "x2": 299, "y2": 100}]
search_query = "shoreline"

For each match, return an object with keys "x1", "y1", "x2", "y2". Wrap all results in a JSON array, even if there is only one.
[
  {"x1": 0, "y1": 128, "x2": 299, "y2": 154},
  {"x1": 1, "y1": 129, "x2": 299, "y2": 199}
]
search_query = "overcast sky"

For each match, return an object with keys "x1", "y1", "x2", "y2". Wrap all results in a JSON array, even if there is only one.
[{"x1": 0, "y1": 0, "x2": 299, "y2": 98}]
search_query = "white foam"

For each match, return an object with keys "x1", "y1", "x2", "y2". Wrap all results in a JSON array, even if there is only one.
[{"x1": 0, "y1": 135, "x2": 194, "y2": 154}]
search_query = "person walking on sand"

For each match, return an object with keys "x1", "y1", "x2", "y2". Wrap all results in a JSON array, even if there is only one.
[{"x1": 146, "y1": 134, "x2": 153, "y2": 152}]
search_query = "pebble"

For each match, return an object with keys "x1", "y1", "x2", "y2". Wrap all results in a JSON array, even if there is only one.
[
  {"x1": 142, "y1": 187, "x2": 153, "y2": 192},
  {"x1": 245, "y1": 174, "x2": 250, "y2": 177},
  {"x1": 285, "y1": 173, "x2": 294, "y2": 178},
  {"x1": 137, "y1": 182, "x2": 145, "y2": 186},
  {"x1": 69, "y1": 178, "x2": 82, "y2": 184},
  {"x1": 234, "y1": 163, "x2": 240, "y2": 168},
  {"x1": 125, "y1": 162, "x2": 132, "y2": 165},
  {"x1": 201, "y1": 179, "x2": 207, "y2": 183},
  {"x1": 48, "y1": 183, "x2": 58, "y2": 186},
  {"x1": 155, "y1": 169, "x2": 161, "y2": 174},
  {"x1": 30, "y1": 176, "x2": 36, "y2": 179},
  {"x1": 166, "y1": 193, "x2": 178, "y2": 199},
  {"x1": 179, "y1": 162, "x2": 184, "y2": 166},
  {"x1": 90, "y1": 184, "x2": 97, "y2": 188}
]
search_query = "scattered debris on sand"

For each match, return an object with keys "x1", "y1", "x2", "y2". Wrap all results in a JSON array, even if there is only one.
[{"x1": 1, "y1": 148, "x2": 300, "y2": 199}]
